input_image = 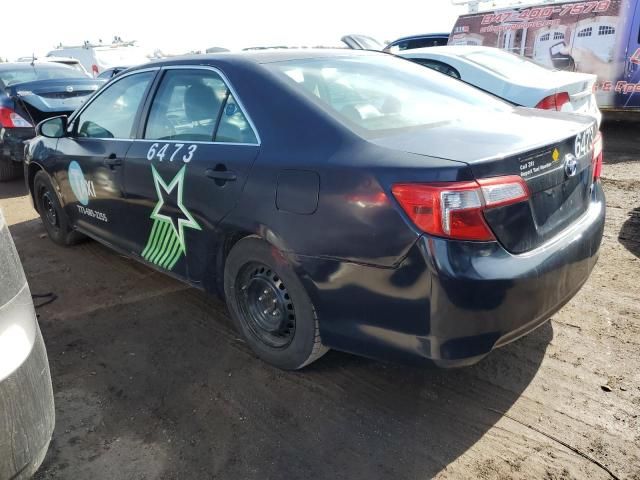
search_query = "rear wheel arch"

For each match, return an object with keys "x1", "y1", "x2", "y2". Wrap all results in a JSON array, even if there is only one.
[
  {"x1": 213, "y1": 227, "x2": 294, "y2": 298},
  {"x1": 222, "y1": 234, "x2": 328, "y2": 369},
  {"x1": 211, "y1": 230, "x2": 254, "y2": 298}
]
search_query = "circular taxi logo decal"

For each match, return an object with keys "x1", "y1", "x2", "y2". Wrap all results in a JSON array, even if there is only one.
[{"x1": 68, "y1": 161, "x2": 89, "y2": 206}]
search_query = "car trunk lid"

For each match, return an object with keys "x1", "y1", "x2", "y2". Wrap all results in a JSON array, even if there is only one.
[
  {"x1": 7, "y1": 79, "x2": 101, "y2": 124},
  {"x1": 370, "y1": 108, "x2": 598, "y2": 253},
  {"x1": 557, "y1": 73, "x2": 598, "y2": 120},
  {"x1": 474, "y1": 129, "x2": 596, "y2": 253}
]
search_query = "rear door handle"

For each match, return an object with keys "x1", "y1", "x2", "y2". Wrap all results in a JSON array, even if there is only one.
[
  {"x1": 104, "y1": 154, "x2": 122, "y2": 168},
  {"x1": 205, "y1": 168, "x2": 237, "y2": 182}
]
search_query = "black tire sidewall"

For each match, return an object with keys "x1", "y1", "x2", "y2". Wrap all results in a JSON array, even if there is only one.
[
  {"x1": 224, "y1": 237, "x2": 318, "y2": 370},
  {"x1": 34, "y1": 171, "x2": 73, "y2": 246}
]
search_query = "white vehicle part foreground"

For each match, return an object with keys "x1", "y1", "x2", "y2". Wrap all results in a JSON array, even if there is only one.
[{"x1": 0, "y1": 210, "x2": 54, "y2": 479}]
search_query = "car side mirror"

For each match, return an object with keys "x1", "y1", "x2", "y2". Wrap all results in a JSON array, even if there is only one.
[{"x1": 36, "y1": 116, "x2": 67, "y2": 139}]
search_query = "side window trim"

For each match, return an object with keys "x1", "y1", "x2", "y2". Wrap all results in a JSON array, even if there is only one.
[
  {"x1": 136, "y1": 65, "x2": 261, "y2": 146},
  {"x1": 413, "y1": 58, "x2": 461, "y2": 79},
  {"x1": 68, "y1": 68, "x2": 160, "y2": 140},
  {"x1": 212, "y1": 89, "x2": 231, "y2": 141},
  {"x1": 135, "y1": 69, "x2": 170, "y2": 140}
]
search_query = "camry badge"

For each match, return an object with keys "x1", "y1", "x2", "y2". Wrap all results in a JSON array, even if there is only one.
[{"x1": 564, "y1": 154, "x2": 578, "y2": 178}]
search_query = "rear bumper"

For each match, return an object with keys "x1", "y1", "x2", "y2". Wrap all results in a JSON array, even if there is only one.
[
  {"x1": 295, "y1": 182, "x2": 605, "y2": 367},
  {"x1": 0, "y1": 127, "x2": 35, "y2": 163},
  {"x1": 0, "y1": 325, "x2": 54, "y2": 479}
]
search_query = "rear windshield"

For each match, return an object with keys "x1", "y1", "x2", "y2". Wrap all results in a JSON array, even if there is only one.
[
  {"x1": 462, "y1": 49, "x2": 549, "y2": 79},
  {"x1": 267, "y1": 55, "x2": 510, "y2": 134},
  {"x1": 0, "y1": 65, "x2": 83, "y2": 86}
]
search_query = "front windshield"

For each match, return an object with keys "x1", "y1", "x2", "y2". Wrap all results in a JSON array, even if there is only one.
[
  {"x1": 462, "y1": 49, "x2": 550, "y2": 79},
  {"x1": 267, "y1": 55, "x2": 510, "y2": 134},
  {"x1": 95, "y1": 46, "x2": 150, "y2": 68},
  {"x1": 0, "y1": 65, "x2": 85, "y2": 86}
]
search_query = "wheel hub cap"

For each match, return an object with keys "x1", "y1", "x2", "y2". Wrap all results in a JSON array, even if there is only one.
[
  {"x1": 42, "y1": 191, "x2": 58, "y2": 227},
  {"x1": 237, "y1": 264, "x2": 296, "y2": 348}
]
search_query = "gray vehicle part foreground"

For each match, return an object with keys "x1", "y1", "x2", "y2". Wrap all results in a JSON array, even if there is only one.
[{"x1": 0, "y1": 210, "x2": 54, "y2": 479}]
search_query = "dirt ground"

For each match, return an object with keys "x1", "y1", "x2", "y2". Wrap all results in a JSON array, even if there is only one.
[{"x1": 1, "y1": 121, "x2": 638, "y2": 480}]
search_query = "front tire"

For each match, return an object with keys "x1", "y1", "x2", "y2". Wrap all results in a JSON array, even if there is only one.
[
  {"x1": 224, "y1": 236, "x2": 328, "y2": 370},
  {"x1": 33, "y1": 171, "x2": 83, "y2": 246}
]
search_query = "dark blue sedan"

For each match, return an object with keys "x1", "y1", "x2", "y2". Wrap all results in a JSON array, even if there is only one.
[{"x1": 25, "y1": 50, "x2": 605, "y2": 369}]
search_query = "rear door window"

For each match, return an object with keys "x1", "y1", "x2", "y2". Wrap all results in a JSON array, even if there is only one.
[{"x1": 144, "y1": 69, "x2": 258, "y2": 144}]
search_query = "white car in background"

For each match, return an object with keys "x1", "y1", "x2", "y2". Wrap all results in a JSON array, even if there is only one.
[
  {"x1": 41, "y1": 56, "x2": 91, "y2": 77},
  {"x1": 400, "y1": 45, "x2": 601, "y2": 126},
  {"x1": 47, "y1": 41, "x2": 151, "y2": 77},
  {"x1": 14, "y1": 57, "x2": 90, "y2": 77}
]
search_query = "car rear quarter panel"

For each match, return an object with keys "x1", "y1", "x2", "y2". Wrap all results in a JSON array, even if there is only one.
[{"x1": 219, "y1": 59, "x2": 471, "y2": 267}]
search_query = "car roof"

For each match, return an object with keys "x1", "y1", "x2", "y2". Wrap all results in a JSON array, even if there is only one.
[{"x1": 128, "y1": 48, "x2": 384, "y2": 70}]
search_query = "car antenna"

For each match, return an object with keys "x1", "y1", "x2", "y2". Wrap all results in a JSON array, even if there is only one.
[{"x1": 30, "y1": 53, "x2": 36, "y2": 66}]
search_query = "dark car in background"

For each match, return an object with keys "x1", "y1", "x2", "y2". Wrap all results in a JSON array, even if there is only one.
[
  {"x1": 26, "y1": 51, "x2": 604, "y2": 370},
  {"x1": 0, "y1": 62, "x2": 102, "y2": 181},
  {"x1": 384, "y1": 32, "x2": 450, "y2": 52},
  {"x1": 0, "y1": 210, "x2": 54, "y2": 479}
]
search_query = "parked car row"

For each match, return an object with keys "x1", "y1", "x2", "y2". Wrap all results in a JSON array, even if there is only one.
[{"x1": 25, "y1": 48, "x2": 604, "y2": 370}]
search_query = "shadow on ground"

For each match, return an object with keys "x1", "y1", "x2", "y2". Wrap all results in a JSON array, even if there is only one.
[
  {"x1": 619, "y1": 207, "x2": 640, "y2": 259},
  {"x1": 3, "y1": 216, "x2": 553, "y2": 480},
  {"x1": 601, "y1": 119, "x2": 640, "y2": 165},
  {"x1": 0, "y1": 177, "x2": 27, "y2": 200}
]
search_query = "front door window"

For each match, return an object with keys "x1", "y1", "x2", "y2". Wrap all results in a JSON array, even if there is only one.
[{"x1": 75, "y1": 72, "x2": 154, "y2": 138}]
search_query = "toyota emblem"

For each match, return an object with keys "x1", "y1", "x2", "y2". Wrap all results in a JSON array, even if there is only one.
[
  {"x1": 65, "y1": 86, "x2": 74, "y2": 93},
  {"x1": 564, "y1": 154, "x2": 578, "y2": 178}
]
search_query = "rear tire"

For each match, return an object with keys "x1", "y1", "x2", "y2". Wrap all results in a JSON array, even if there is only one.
[
  {"x1": 224, "y1": 236, "x2": 328, "y2": 370},
  {"x1": 0, "y1": 158, "x2": 22, "y2": 182},
  {"x1": 33, "y1": 171, "x2": 84, "y2": 246}
]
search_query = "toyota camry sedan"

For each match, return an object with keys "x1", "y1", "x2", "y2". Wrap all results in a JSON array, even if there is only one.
[{"x1": 25, "y1": 50, "x2": 605, "y2": 370}]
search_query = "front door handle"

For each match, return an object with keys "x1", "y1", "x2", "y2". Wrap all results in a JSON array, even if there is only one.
[
  {"x1": 104, "y1": 154, "x2": 122, "y2": 168},
  {"x1": 205, "y1": 168, "x2": 237, "y2": 182}
]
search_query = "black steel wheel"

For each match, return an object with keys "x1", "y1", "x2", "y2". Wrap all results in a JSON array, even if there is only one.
[
  {"x1": 40, "y1": 190, "x2": 60, "y2": 232},
  {"x1": 224, "y1": 236, "x2": 328, "y2": 370},
  {"x1": 33, "y1": 171, "x2": 83, "y2": 246},
  {"x1": 236, "y1": 263, "x2": 296, "y2": 348}
]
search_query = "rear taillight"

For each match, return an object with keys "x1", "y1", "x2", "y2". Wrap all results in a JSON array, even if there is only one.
[
  {"x1": 92, "y1": 64, "x2": 99, "y2": 76},
  {"x1": 592, "y1": 131, "x2": 603, "y2": 181},
  {"x1": 0, "y1": 107, "x2": 32, "y2": 128},
  {"x1": 391, "y1": 175, "x2": 529, "y2": 241},
  {"x1": 536, "y1": 92, "x2": 570, "y2": 111}
]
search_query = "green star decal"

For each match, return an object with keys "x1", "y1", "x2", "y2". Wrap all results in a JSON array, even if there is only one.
[{"x1": 141, "y1": 165, "x2": 201, "y2": 270}]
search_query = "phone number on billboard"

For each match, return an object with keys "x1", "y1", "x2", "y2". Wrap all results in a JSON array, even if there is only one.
[{"x1": 481, "y1": 0, "x2": 611, "y2": 24}]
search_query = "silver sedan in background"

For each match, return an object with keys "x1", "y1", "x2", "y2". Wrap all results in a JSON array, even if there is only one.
[{"x1": 400, "y1": 45, "x2": 602, "y2": 126}]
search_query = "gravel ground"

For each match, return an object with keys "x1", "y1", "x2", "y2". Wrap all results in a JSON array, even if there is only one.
[{"x1": 0, "y1": 120, "x2": 638, "y2": 480}]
